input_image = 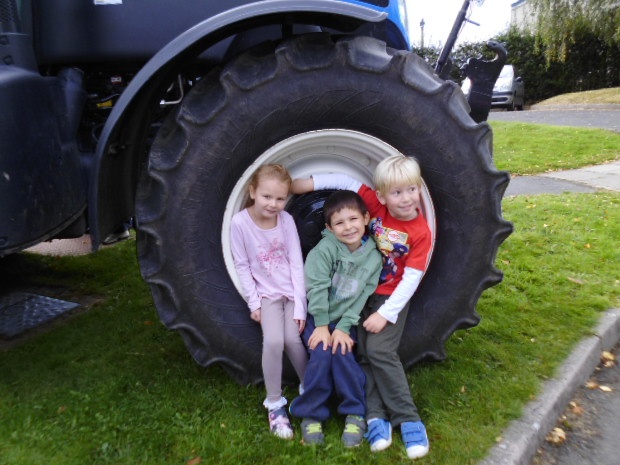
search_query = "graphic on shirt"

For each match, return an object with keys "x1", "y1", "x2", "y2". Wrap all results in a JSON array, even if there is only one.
[
  {"x1": 330, "y1": 271, "x2": 360, "y2": 302},
  {"x1": 256, "y1": 238, "x2": 287, "y2": 276},
  {"x1": 369, "y1": 217, "x2": 409, "y2": 283}
]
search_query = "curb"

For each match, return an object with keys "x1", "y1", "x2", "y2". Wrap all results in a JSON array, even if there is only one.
[{"x1": 478, "y1": 308, "x2": 620, "y2": 465}]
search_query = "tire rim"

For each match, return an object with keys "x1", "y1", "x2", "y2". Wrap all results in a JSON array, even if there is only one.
[{"x1": 222, "y1": 129, "x2": 435, "y2": 296}]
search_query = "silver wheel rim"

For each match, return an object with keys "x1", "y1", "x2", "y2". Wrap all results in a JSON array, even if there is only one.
[{"x1": 222, "y1": 129, "x2": 436, "y2": 296}]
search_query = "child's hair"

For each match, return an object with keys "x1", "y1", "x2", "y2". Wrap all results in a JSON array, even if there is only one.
[
  {"x1": 373, "y1": 154, "x2": 423, "y2": 194},
  {"x1": 248, "y1": 163, "x2": 292, "y2": 191},
  {"x1": 323, "y1": 190, "x2": 368, "y2": 226}
]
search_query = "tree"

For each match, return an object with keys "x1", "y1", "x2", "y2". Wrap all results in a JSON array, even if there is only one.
[{"x1": 529, "y1": 0, "x2": 620, "y2": 61}]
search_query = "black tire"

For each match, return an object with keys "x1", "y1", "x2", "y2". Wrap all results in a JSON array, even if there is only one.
[{"x1": 136, "y1": 33, "x2": 513, "y2": 384}]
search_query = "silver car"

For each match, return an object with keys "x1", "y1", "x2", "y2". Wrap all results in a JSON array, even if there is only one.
[
  {"x1": 461, "y1": 64, "x2": 525, "y2": 111},
  {"x1": 491, "y1": 64, "x2": 525, "y2": 111}
]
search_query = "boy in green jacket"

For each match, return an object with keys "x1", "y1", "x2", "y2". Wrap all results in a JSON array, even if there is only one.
[{"x1": 289, "y1": 190, "x2": 382, "y2": 448}]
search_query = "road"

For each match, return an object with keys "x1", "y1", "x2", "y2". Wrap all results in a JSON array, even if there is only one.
[
  {"x1": 531, "y1": 343, "x2": 620, "y2": 465},
  {"x1": 488, "y1": 105, "x2": 620, "y2": 133}
]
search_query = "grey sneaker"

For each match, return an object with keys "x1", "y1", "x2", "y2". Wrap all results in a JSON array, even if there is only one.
[
  {"x1": 300, "y1": 418, "x2": 324, "y2": 445},
  {"x1": 342, "y1": 415, "x2": 366, "y2": 448}
]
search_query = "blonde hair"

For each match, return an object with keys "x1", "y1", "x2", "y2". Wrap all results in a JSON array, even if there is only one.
[
  {"x1": 248, "y1": 163, "x2": 292, "y2": 192},
  {"x1": 373, "y1": 154, "x2": 422, "y2": 194}
]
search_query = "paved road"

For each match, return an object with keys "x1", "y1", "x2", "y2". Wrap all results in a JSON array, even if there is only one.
[
  {"x1": 488, "y1": 104, "x2": 620, "y2": 133},
  {"x1": 505, "y1": 161, "x2": 620, "y2": 196},
  {"x1": 531, "y1": 343, "x2": 620, "y2": 465}
]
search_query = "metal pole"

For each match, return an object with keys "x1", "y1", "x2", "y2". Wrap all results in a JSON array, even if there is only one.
[
  {"x1": 420, "y1": 18, "x2": 425, "y2": 49},
  {"x1": 435, "y1": 0, "x2": 470, "y2": 75}
]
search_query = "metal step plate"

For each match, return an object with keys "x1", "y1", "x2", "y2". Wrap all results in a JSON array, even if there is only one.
[{"x1": 0, "y1": 292, "x2": 79, "y2": 338}]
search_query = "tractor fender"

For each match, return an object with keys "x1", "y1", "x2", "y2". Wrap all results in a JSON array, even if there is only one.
[{"x1": 89, "y1": 0, "x2": 392, "y2": 247}]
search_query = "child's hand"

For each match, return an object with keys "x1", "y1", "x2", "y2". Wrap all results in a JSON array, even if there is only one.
[
  {"x1": 295, "y1": 318, "x2": 306, "y2": 334},
  {"x1": 331, "y1": 329, "x2": 354, "y2": 355},
  {"x1": 291, "y1": 178, "x2": 314, "y2": 194},
  {"x1": 363, "y1": 312, "x2": 388, "y2": 333},
  {"x1": 308, "y1": 325, "x2": 331, "y2": 351},
  {"x1": 250, "y1": 309, "x2": 261, "y2": 323}
]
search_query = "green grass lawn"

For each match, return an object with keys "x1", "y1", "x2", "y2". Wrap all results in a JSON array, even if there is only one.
[
  {"x1": 534, "y1": 87, "x2": 620, "y2": 105},
  {"x1": 491, "y1": 121, "x2": 620, "y2": 175},
  {"x1": 1, "y1": 123, "x2": 620, "y2": 465}
]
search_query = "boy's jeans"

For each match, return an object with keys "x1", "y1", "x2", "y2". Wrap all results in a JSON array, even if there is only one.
[
  {"x1": 289, "y1": 314, "x2": 366, "y2": 422},
  {"x1": 357, "y1": 294, "x2": 421, "y2": 426}
]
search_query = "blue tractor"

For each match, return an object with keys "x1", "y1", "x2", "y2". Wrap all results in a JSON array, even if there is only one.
[{"x1": 0, "y1": 0, "x2": 511, "y2": 383}]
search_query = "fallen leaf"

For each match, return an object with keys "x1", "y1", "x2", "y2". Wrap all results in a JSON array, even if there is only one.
[
  {"x1": 599, "y1": 385, "x2": 613, "y2": 392},
  {"x1": 569, "y1": 402, "x2": 584, "y2": 415},
  {"x1": 187, "y1": 457, "x2": 202, "y2": 465},
  {"x1": 586, "y1": 380, "x2": 599, "y2": 389},
  {"x1": 460, "y1": 385, "x2": 467, "y2": 393},
  {"x1": 601, "y1": 351, "x2": 616, "y2": 363},
  {"x1": 567, "y1": 277, "x2": 584, "y2": 285},
  {"x1": 546, "y1": 427, "x2": 567, "y2": 445}
]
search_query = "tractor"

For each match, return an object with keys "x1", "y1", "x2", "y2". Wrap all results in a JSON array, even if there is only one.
[{"x1": 0, "y1": 0, "x2": 512, "y2": 383}]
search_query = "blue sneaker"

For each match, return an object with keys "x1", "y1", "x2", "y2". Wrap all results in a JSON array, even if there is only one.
[
  {"x1": 365, "y1": 419, "x2": 392, "y2": 452},
  {"x1": 401, "y1": 421, "x2": 429, "y2": 459}
]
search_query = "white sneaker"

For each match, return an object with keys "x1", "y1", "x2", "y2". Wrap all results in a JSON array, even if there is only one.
[{"x1": 268, "y1": 407, "x2": 294, "y2": 440}]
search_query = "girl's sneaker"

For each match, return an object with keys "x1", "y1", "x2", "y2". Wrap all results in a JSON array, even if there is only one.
[
  {"x1": 268, "y1": 407, "x2": 294, "y2": 439},
  {"x1": 365, "y1": 418, "x2": 392, "y2": 452},
  {"x1": 401, "y1": 421, "x2": 429, "y2": 459}
]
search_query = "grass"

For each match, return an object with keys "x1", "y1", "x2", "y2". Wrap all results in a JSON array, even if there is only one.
[
  {"x1": 1, "y1": 192, "x2": 619, "y2": 465},
  {"x1": 534, "y1": 87, "x2": 620, "y2": 105},
  {"x1": 2, "y1": 96, "x2": 620, "y2": 464},
  {"x1": 491, "y1": 122, "x2": 620, "y2": 175}
]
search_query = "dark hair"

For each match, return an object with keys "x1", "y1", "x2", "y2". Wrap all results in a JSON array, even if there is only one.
[{"x1": 323, "y1": 190, "x2": 368, "y2": 226}]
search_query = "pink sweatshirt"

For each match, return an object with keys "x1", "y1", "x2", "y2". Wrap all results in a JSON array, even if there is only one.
[{"x1": 230, "y1": 209, "x2": 307, "y2": 320}]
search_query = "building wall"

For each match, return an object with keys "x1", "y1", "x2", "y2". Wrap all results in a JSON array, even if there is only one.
[{"x1": 511, "y1": 0, "x2": 536, "y2": 31}]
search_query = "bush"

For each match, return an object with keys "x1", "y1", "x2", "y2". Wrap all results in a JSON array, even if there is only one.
[{"x1": 417, "y1": 27, "x2": 620, "y2": 105}]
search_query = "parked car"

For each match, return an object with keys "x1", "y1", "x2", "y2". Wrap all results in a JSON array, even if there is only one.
[{"x1": 462, "y1": 64, "x2": 525, "y2": 111}]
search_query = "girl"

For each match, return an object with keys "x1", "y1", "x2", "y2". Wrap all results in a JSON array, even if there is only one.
[{"x1": 230, "y1": 164, "x2": 307, "y2": 439}]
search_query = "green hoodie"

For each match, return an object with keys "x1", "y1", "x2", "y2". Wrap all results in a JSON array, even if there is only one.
[{"x1": 304, "y1": 229, "x2": 383, "y2": 335}]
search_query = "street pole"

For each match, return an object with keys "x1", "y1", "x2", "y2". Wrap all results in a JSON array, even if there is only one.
[{"x1": 420, "y1": 18, "x2": 425, "y2": 49}]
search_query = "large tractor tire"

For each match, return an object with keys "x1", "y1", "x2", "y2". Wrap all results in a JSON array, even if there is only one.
[{"x1": 135, "y1": 33, "x2": 513, "y2": 385}]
